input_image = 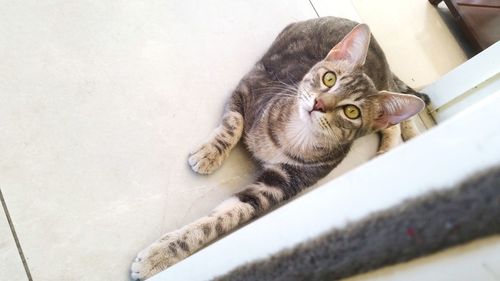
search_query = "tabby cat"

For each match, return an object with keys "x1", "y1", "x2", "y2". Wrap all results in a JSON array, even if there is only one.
[{"x1": 131, "y1": 17, "x2": 426, "y2": 280}]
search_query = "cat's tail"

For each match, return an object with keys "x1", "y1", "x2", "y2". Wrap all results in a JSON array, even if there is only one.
[{"x1": 392, "y1": 74, "x2": 430, "y2": 105}]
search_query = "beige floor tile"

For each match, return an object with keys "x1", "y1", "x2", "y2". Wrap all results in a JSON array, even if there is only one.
[
  {"x1": 352, "y1": 0, "x2": 468, "y2": 89},
  {"x1": 0, "y1": 197, "x2": 28, "y2": 281},
  {"x1": 0, "y1": 0, "x2": 318, "y2": 280},
  {"x1": 310, "y1": 0, "x2": 361, "y2": 20}
]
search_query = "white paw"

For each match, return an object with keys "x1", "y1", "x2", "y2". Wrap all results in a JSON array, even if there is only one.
[
  {"x1": 188, "y1": 143, "x2": 225, "y2": 175},
  {"x1": 130, "y1": 236, "x2": 184, "y2": 280},
  {"x1": 130, "y1": 248, "x2": 154, "y2": 281}
]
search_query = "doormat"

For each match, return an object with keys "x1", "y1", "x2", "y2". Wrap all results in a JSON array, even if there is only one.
[{"x1": 215, "y1": 165, "x2": 500, "y2": 281}]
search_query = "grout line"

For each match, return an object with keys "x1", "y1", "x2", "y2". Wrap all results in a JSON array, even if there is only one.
[
  {"x1": 482, "y1": 263, "x2": 500, "y2": 281},
  {"x1": 0, "y1": 187, "x2": 34, "y2": 281},
  {"x1": 308, "y1": 0, "x2": 320, "y2": 17}
]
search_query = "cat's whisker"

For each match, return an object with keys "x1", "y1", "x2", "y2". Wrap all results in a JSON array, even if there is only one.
[
  {"x1": 324, "y1": 119, "x2": 334, "y2": 132},
  {"x1": 274, "y1": 75, "x2": 298, "y2": 89},
  {"x1": 254, "y1": 84, "x2": 300, "y2": 99},
  {"x1": 299, "y1": 94, "x2": 308, "y2": 102}
]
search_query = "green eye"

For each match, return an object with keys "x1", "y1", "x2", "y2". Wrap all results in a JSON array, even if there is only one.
[
  {"x1": 343, "y1": 105, "x2": 360, "y2": 119},
  {"x1": 322, "y1": 71, "x2": 337, "y2": 87}
]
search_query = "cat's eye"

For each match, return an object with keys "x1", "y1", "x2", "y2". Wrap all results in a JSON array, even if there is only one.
[
  {"x1": 322, "y1": 71, "x2": 337, "y2": 87},
  {"x1": 343, "y1": 105, "x2": 360, "y2": 119}
]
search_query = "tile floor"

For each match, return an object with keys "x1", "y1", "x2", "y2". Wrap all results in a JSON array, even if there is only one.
[
  {"x1": 0, "y1": 0, "x2": 471, "y2": 280},
  {"x1": 0, "y1": 200, "x2": 28, "y2": 281},
  {"x1": 352, "y1": 0, "x2": 468, "y2": 89}
]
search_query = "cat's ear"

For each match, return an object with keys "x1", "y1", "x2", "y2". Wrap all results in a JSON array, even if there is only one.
[
  {"x1": 368, "y1": 91, "x2": 425, "y2": 130},
  {"x1": 325, "y1": 24, "x2": 371, "y2": 68}
]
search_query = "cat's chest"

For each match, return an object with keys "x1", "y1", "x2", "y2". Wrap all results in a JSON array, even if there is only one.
[
  {"x1": 248, "y1": 144, "x2": 290, "y2": 165},
  {"x1": 243, "y1": 119, "x2": 329, "y2": 166},
  {"x1": 243, "y1": 99, "x2": 290, "y2": 163}
]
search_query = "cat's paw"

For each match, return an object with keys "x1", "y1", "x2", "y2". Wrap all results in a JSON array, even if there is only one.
[
  {"x1": 375, "y1": 149, "x2": 388, "y2": 157},
  {"x1": 130, "y1": 249, "x2": 156, "y2": 281},
  {"x1": 188, "y1": 143, "x2": 225, "y2": 175},
  {"x1": 130, "y1": 237, "x2": 184, "y2": 280}
]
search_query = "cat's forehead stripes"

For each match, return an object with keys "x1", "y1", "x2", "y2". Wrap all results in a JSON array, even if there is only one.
[{"x1": 339, "y1": 75, "x2": 355, "y2": 85}]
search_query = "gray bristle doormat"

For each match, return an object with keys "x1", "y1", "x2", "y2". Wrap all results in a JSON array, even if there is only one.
[{"x1": 214, "y1": 165, "x2": 500, "y2": 281}]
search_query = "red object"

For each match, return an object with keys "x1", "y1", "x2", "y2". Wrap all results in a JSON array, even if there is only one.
[{"x1": 406, "y1": 227, "x2": 416, "y2": 238}]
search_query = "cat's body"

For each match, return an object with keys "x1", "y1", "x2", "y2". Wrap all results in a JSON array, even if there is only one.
[{"x1": 131, "y1": 17, "x2": 426, "y2": 280}]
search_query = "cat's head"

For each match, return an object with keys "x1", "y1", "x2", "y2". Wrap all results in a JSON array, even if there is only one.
[{"x1": 297, "y1": 24, "x2": 424, "y2": 144}]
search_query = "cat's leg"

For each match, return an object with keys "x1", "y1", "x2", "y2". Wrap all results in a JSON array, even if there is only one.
[
  {"x1": 130, "y1": 164, "x2": 327, "y2": 280},
  {"x1": 400, "y1": 117, "x2": 420, "y2": 141},
  {"x1": 130, "y1": 196, "x2": 255, "y2": 280},
  {"x1": 188, "y1": 93, "x2": 245, "y2": 175},
  {"x1": 130, "y1": 171, "x2": 287, "y2": 280},
  {"x1": 390, "y1": 75, "x2": 428, "y2": 143},
  {"x1": 377, "y1": 124, "x2": 401, "y2": 155},
  {"x1": 377, "y1": 119, "x2": 421, "y2": 155}
]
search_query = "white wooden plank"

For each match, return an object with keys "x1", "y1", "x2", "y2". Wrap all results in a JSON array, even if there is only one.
[
  {"x1": 433, "y1": 73, "x2": 500, "y2": 122},
  {"x1": 426, "y1": 41, "x2": 500, "y2": 110}
]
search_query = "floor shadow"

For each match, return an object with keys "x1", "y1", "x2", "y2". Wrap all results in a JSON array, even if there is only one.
[{"x1": 434, "y1": 2, "x2": 476, "y2": 58}]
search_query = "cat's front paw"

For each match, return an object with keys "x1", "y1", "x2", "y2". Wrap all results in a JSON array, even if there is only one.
[
  {"x1": 130, "y1": 249, "x2": 156, "y2": 281},
  {"x1": 188, "y1": 143, "x2": 225, "y2": 175},
  {"x1": 130, "y1": 237, "x2": 184, "y2": 280},
  {"x1": 375, "y1": 149, "x2": 388, "y2": 157}
]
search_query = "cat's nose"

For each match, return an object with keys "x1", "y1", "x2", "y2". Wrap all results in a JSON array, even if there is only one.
[{"x1": 313, "y1": 98, "x2": 326, "y2": 113}]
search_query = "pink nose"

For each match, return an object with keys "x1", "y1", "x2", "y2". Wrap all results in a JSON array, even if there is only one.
[{"x1": 313, "y1": 99, "x2": 326, "y2": 112}]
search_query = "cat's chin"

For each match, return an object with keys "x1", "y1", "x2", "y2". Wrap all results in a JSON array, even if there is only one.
[
  {"x1": 292, "y1": 109, "x2": 327, "y2": 141},
  {"x1": 297, "y1": 105, "x2": 314, "y2": 121},
  {"x1": 303, "y1": 109, "x2": 324, "y2": 128}
]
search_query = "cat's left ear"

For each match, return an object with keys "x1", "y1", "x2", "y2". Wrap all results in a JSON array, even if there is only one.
[
  {"x1": 325, "y1": 24, "x2": 371, "y2": 69},
  {"x1": 368, "y1": 91, "x2": 425, "y2": 130}
]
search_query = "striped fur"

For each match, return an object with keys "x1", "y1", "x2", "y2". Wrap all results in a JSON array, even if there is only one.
[
  {"x1": 188, "y1": 111, "x2": 244, "y2": 174},
  {"x1": 131, "y1": 17, "x2": 427, "y2": 280}
]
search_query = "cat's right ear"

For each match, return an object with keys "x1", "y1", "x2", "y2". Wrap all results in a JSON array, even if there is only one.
[
  {"x1": 368, "y1": 91, "x2": 425, "y2": 131},
  {"x1": 325, "y1": 24, "x2": 371, "y2": 69}
]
